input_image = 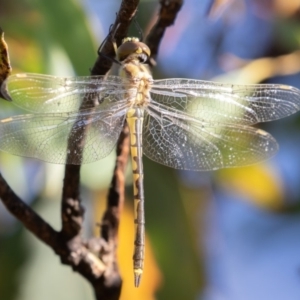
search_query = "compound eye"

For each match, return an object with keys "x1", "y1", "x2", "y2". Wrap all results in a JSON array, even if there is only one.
[{"x1": 117, "y1": 39, "x2": 151, "y2": 62}]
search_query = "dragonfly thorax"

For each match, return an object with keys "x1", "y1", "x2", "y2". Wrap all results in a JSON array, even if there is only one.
[
  {"x1": 117, "y1": 38, "x2": 153, "y2": 108},
  {"x1": 120, "y1": 63, "x2": 153, "y2": 108},
  {"x1": 123, "y1": 75, "x2": 152, "y2": 108}
]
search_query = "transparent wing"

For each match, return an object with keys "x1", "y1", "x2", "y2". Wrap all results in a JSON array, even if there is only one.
[
  {"x1": 0, "y1": 106, "x2": 127, "y2": 164},
  {"x1": 151, "y1": 78, "x2": 300, "y2": 125},
  {"x1": 1, "y1": 73, "x2": 130, "y2": 113},
  {"x1": 143, "y1": 103, "x2": 278, "y2": 171}
]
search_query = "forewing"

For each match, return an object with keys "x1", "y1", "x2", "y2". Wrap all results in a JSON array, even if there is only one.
[
  {"x1": 0, "y1": 107, "x2": 127, "y2": 164},
  {"x1": 143, "y1": 104, "x2": 278, "y2": 171},
  {"x1": 151, "y1": 79, "x2": 300, "y2": 125},
  {"x1": 1, "y1": 73, "x2": 129, "y2": 113}
]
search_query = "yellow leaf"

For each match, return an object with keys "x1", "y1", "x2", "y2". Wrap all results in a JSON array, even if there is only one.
[{"x1": 216, "y1": 164, "x2": 284, "y2": 210}]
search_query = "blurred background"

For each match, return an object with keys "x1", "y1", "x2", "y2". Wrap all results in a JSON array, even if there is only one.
[{"x1": 1, "y1": 0, "x2": 300, "y2": 299}]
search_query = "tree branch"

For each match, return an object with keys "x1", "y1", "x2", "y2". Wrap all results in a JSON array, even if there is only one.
[
  {"x1": 146, "y1": 0, "x2": 183, "y2": 66},
  {"x1": 91, "y1": 0, "x2": 140, "y2": 75}
]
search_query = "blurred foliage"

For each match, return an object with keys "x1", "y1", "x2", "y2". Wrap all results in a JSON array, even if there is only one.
[
  {"x1": 0, "y1": 228, "x2": 28, "y2": 300},
  {"x1": 0, "y1": 0, "x2": 97, "y2": 75}
]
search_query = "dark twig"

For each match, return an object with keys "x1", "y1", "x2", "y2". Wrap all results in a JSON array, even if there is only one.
[
  {"x1": 102, "y1": 127, "x2": 130, "y2": 240},
  {"x1": 100, "y1": 125, "x2": 130, "y2": 284},
  {"x1": 91, "y1": 0, "x2": 140, "y2": 75},
  {"x1": 0, "y1": 171, "x2": 114, "y2": 296},
  {"x1": 61, "y1": 165, "x2": 83, "y2": 238},
  {"x1": 146, "y1": 0, "x2": 183, "y2": 66}
]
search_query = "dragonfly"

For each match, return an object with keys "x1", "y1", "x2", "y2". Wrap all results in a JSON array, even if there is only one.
[{"x1": 1, "y1": 37, "x2": 300, "y2": 287}]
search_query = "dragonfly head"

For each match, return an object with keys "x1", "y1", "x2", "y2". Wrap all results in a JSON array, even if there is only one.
[{"x1": 117, "y1": 37, "x2": 150, "y2": 63}]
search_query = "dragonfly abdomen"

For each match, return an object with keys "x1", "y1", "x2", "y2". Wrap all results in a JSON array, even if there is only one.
[{"x1": 126, "y1": 107, "x2": 146, "y2": 287}]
